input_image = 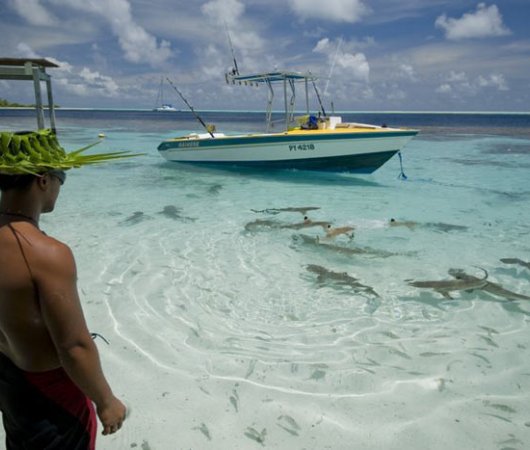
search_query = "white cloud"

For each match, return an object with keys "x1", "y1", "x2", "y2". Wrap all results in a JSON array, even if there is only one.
[
  {"x1": 435, "y1": 3, "x2": 511, "y2": 40},
  {"x1": 387, "y1": 89, "x2": 406, "y2": 101},
  {"x1": 313, "y1": 38, "x2": 332, "y2": 53},
  {"x1": 435, "y1": 83, "x2": 452, "y2": 94},
  {"x1": 14, "y1": 43, "x2": 121, "y2": 98},
  {"x1": 9, "y1": 0, "x2": 57, "y2": 26},
  {"x1": 201, "y1": 0, "x2": 245, "y2": 28},
  {"x1": 16, "y1": 42, "x2": 40, "y2": 58},
  {"x1": 49, "y1": 57, "x2": 121, "y2": 98},
  {"x1": 477, "y1": 73, "x2": 508, "y2": 91},
  {"x1": 407, "y1": 43, "x2": 470, "y2": 69},
  {"x1": 55, "y1": 65, "x2": 120, "y2": 98},
  {"x1": 114, "y1": 19, "x2": 171, "y2": 65},
  {"x1": 397, "y1": 64, "x2": 417, "y2": 82},
  {"x1": 50, "y1": 0, "x2": 172, "y2": 66},
  {"x1": 438, "y1": 71, "x2": 475, "y2": 95},
  {"x1": 447, "y1": 70, "x2": 467, "y2": 83},
  {"x1": 199, "y1": 0, "x2": 265, "y2": 76},
  {"x1": 290, "y1": 0, "x2": 370, "y2": 23},
  {"x1": 436, "y1": 70, "x2": 509, "y2": 96},
  {"x1": 313, "y1": 38, "x2": 370, "y2": 83},
  {"x1": 198, "y1": 44, "x2": 227, "y2": 80},
  {"x1": 337, "y1": 53, "x2": 370, "y2": 83},
  {"x1": 200, "y1": 0, "x2": 263, "y2": 53}
]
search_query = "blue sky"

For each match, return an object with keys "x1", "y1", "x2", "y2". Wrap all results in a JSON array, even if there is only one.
[{"x1": 1, "y1": 0, "x2": 529, "y2": 111}]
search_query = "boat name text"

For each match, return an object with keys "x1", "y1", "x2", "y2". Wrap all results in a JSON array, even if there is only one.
[
  {"x1": 178, "y1": 141, "x2": 200, "y2": 148},
  {"x1": 289, "y1": 143, "x2": 316, "y2": 151}
]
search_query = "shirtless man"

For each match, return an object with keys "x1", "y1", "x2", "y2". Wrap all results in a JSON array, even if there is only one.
[{"x1": 0, "y1": 171, "x2": 126, "y2": 449}]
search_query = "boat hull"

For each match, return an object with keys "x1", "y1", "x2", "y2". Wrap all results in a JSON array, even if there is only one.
[{"x1": 158, "y1": 130, "x2": 417, "y2": 173}]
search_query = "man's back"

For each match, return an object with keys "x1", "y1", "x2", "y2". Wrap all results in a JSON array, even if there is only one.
[{"x1": 0, "y1": 219, "x2": 62, "y2": 372}]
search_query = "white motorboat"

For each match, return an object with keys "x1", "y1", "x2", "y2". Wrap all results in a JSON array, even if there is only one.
[{"x1": 158, "y1": 71, "x2": 418, "y2": 173}]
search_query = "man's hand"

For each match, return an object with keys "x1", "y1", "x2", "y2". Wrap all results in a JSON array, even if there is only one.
[{"x1": 97, "y1": 396, "x2": 127, "y2": 435}]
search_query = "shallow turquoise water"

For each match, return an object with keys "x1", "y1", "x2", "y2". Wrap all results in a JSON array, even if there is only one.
[{"x1": 1, "y1": 111, "x2": 530, "y2": 449}]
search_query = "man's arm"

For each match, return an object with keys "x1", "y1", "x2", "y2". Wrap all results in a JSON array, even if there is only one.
[{"x1": 35, "y1": 239, "x2": 126, "y2": 435}]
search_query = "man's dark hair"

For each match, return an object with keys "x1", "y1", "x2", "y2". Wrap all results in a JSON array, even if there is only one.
[{"x1": 0, "y1": 174, "x2": 37, "y2": 192}]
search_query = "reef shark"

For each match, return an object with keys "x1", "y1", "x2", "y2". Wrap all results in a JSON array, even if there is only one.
[
  {"x1": 251, "y1": 206, "x2": 321, "y2": 216},
  {"x1": 280, "y1": 220, "x2": 331, "y2": 230},
  {"x1": 407, "y1": 267, "x2": 489, "y2": 299},
  {"x1": 245, "y1": 218, "x2": 330, "y2": 232},
  {"x1": 158, "y1": 205, "x2": 196, "y2": 222},
  {"x1": 448, "y1": 268, "x2": 530, "y2": 301},
  {"x1": 293, "y1": 234, "x2": 395, "y2": 258},
  {"x1": 244, "y1": 218, "x2": 285, "y2": 232},
  {"x1": 425, "y1": 222, "x2": 469, "y2": 233},
  {"x1": 306, "y1": 264, "x2": 379, "y2": 297},
  {"x1": 120, "y1": 211, "x2": 148, "y2": 225},
  {"x1": 500, "y1": 258, "x2": 530, "y2": 271}
]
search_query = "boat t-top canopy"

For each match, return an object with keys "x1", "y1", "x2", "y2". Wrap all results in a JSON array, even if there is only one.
[
  {"x1": 226, "y1": 71, "x2": 320, "y2": 131},
  {"x1": 0, "y1": 58, "x2": 59, "y2": 132},
  {"x1": 227, "y1": 71, "x2": 317, "y2": 84}
]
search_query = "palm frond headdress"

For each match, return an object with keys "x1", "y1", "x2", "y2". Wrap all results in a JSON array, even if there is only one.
[{"x1": 0, "y1": 129, "x2": 138, "y2": 175}]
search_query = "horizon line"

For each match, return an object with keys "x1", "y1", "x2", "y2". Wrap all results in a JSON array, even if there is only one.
[{"x1": 2, "y1": 107, "x2": 530, "y2": 115}]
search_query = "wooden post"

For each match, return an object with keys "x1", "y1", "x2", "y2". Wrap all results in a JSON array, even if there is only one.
[
  {"x1": 46, "y1": 77, "x2": 57, "y2": 133},
  {"x1": 32, "y1": 67, "x2": 45, "y2": 130}
]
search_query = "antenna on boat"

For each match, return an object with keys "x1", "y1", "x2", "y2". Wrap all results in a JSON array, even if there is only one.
[
  {"x1": 165, "y1": 77, "x2": 215, "y2": 138},
  {"x1": 309, "y1": 73, "x2": 326, "y2": 117},
  {"x1": 324, "y1": 37, "x2": 342, "y2": 97},
  {"x1": 225, "y1": 23, "x2": 240, "y2": 76}
]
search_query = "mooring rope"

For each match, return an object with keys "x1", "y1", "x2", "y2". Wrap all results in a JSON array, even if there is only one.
[{"x1": 397, "y1": 151, "x2": 408, "y2": 180}]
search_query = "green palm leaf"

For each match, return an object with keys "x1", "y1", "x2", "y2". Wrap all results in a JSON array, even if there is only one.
[{"x1": 0, "y1": 129, "x2": 142, "y2": 175}]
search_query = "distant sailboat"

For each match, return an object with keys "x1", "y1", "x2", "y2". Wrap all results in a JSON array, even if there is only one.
[{"x1": 153, "y1": 77, "x2": 177, "y2": 112}]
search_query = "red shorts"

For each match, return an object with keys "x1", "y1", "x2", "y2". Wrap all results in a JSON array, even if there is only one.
[{"x1": 0, "y1": 352, "x2": 97, "y2": 449}]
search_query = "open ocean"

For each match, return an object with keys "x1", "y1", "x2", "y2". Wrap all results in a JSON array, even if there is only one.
[{"x1": 1, "y1": 109, "x2": 530, "y2": 449}]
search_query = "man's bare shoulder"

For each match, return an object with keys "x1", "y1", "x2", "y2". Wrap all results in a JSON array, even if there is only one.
[
  {"x1": 23, "y1": 228, "x2": 76, "y2": 276},
  {"x1": 1, "y1": 223, "x2": 66, "y2": 252},
  {"x1": 17, "y1": 227, "x2": 71, "y2": 254}
]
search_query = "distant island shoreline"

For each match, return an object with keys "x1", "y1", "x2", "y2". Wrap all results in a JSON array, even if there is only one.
[
  {"x1": 0, "y1": 98, "x2": 33, "y2": 108},
  {"x1": 1, "y1": 106, "x2": 529, "y2": 115}
]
